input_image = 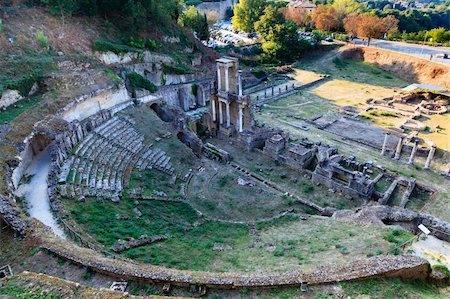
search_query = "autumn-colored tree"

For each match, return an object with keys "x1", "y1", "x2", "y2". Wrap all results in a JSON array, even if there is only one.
[
  {"x1": 315, "y1": 13, "x2": 339, "y2": 31},
  {"x1": 344, "y1": 14, "x2": 387, "y2": 45},
  {"x1": 382, "y1": 15, "x2": 399, "y2": 35},
  {"x1": 312, "y1": 5, "x2": 339, "y2": 31},
  {"x1": 280, "y1": 5, "x2": 312, "y2": 27},
  {"x1": 343, "y1": 13, "x2": 360, "y2": 35}
]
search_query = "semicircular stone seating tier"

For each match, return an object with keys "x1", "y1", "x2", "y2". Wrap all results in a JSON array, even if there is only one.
[{"x1": 57, "y1": 116, "x2": 174, "y2": 199}]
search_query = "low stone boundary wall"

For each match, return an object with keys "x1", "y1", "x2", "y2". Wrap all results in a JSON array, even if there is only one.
[{"x1": 42, "y1": 238, "x2": 429, "y2": 288}]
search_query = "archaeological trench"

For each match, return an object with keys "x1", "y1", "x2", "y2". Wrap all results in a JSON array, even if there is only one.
[{"x1": 1, "y1": 52, "x2": 450, "y2": 295}]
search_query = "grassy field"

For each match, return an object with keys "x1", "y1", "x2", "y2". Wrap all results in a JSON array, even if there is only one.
[
  {"x1": 187, "y1": 161, "x2": 298, "y2": 222},
  {"x1": 122, "y1": 214, "x2": 400, "y2": 274},
  {"x1": 338, "y1": 278, "x2": 446, "y2": 299},
  {"x1": 63, "y1": 197, "x2": 201, "y2": 247},
  {"x1": 208, "y1": 139, "x2": 361, "y2": 211}
]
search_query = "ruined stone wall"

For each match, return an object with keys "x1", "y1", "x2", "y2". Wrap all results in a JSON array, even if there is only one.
[
  {"x1": 60, "y1": 86, "x2": 129, "y2": 122},
  {"x1": 312, "y1": 172, "x2": 365, "y2": 200},
  {"x1": 41, "y1": 238, "x2": 430, "y2": 288}
]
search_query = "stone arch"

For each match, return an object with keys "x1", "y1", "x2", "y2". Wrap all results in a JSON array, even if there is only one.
[
  {"x1": 30, "y1": 133, "x2": 53, "y2": 156},
  {"x1": 150, "y1": 103, "x2": 174, "y2": 122}
]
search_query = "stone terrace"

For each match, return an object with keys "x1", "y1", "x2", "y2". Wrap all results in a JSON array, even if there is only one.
[{"x1": 58, "y1": 116, "x2": 174, "y2": 199}]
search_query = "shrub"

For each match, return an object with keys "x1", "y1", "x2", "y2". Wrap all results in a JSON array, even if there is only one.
[
  {"x1": 126, "y1": 37, "x2": 145, "y2": 49},
  {"x1": 162, "y1": 64, "x2": 192, "y2": 75},
  {"x1": 127, "y1": 72, "x2": 157, "y2": 93},
  {"x1": 36, "y1": 31, "x2": 49, "y2": 49},
  {"x1": 146, "y1": 38, "x2": 160, "y2": 50},
  {"x1": 432, "y1": 264, "x2": 450, "y2": 279},
  {"x1": 7, "y1": 73, "x2": 41, "y2": 97},
  {"x1": 303, "y1": 184, "x2": 314, "y2": 193},
  {"x1": 273, "y1": 245, "x2": 285, "y2": 257}
]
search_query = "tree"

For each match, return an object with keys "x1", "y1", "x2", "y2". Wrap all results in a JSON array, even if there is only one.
[
  {"x1": 280, "y1": 5, "x2": 312, "y2": 27},
  {"x1": 232, "y1": 0, "x2": 266, "y2": 32},
  {"x1": 344, "y1": 14, "x2": 387, "y2": 45},
  {"x1": 180, "y1": 6, "x2": 209, "y2": 40},
  {"x1": 261, "y1": 21, "x2": 311, "y2": 62},
  {"x1": 207, "y1": 10, "x2": 219, "y2": 25},
  {"x1": 254, "y1": 5, "x2": 285, "y2": 38},
  {"x1": 41, "y1": 0, "x2": 79, "y2": 24},
  {"x1": 382, "y1": 15, "x2": 399, "y2": 35},
  {"x1": 312, "y1": 5, "x2": 339, "y2": 31},
  {"x1": 331, "y1": 0, "x2": 366, "y2": 22},
  {"x1": 315, "y1": 12, "x2": 339, "y2": 31}
]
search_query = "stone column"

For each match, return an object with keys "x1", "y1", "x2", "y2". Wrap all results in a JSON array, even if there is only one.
[
  {"x1": 424, "y1": 145, "x2": 436, "y2": 169},
  {"x1": 211, "y1": 98, "x2": 216, "y2": 122},
  {"x1": 238, "y1": 103, "x2": 243, "y2": 133},
  {"x1": 408, "y1": 140, "x2": 419, "y2": 165},
  {"x1": 226, "y1": 101, "x2": 230, "y2": 128},
  {"x1": 381, "y1": 132, "x2": 390, "y2": 155},
  {"x1": 264, "y1": 82, "x2": 267, "y2": 98},
  {"x1": 238, "y1": 70, "x2": 243, "y2": 97},
  {"x1": 217, "y1": 65, "x2": 222, "y2": 91},
  {"x1": 202, "y1": 88, "x2": 206, "y2": 106},
  {"x1": 394, "y1": 136, "x2": 404, "y2": 160},
  {"x1": 225, "y1": 65, "x2": 229, "y2": 92},
  {"x1": 219, "y1": 100, "x2": 223, "y2": 124}
]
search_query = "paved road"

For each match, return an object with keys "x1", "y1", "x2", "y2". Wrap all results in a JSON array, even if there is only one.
[{"x1": 353, "y1": 38, "x2": 450, "y2": 65}]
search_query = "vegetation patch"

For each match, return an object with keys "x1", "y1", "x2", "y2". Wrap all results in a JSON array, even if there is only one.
[
  {"x1": 92, "y1": 40, "x2": 142, "y2": 54},
  {"x1": 63, "y1": 197, "x2": 200, "y2": 247},
  {"x1": 162, "y1": 64, "x2": 193, "y2": 75},
  {"x1": 0, "y1": 96, "x2": 41, "y2": 124},
  {"x1": 127, "y1": 72, "x2": 157, "y2": 93},
  {"x1": 339, "y1": 278, "x2": 445, "y2": 299}
]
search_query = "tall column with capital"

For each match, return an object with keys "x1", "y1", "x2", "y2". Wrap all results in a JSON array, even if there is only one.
[
  {"x1": 219, "y1": 100, "x2": 223, "y2": 124},
  {"x1": 238, "y1": 70, "x2": 243, "y2": 97},
  {"x1": 211, "y1": 98, "x2": 216, "y2": 122},
  {"x1": 226, "y1": 101, "x2": 230, "y2": 128},
  {"x1": 225, "y1": 65, "x2": 229, "y2": 92},
  {"x1": 217, "y1": 65, "x2": 222, "y2": 91},
  {"x1": 238, "y1": 103, "x2": 243, "y2": 132}
]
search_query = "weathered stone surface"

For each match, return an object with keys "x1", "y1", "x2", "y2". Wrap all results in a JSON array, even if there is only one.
[{"x1": 0, "y1": 90, "x2": 23, "y2": 109}]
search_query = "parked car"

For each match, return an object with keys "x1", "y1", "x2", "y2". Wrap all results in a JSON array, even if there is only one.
[{"x1": 325, "y1": 37, "x2": 333, "y2": 42}]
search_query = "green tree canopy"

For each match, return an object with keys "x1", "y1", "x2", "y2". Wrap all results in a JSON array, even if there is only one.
[
  {"x1": 232, "y1": 0, "x2": 267, "y2": 32},
  {"x1": 254, "y1": 5, "x2": 285, "y2": 38}
]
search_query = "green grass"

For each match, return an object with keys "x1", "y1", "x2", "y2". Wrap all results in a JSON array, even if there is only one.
[
  {"x1": 127, "y1": 168, "x2": 183, "y2": 198},
  {"x1": 123, "y1": 221, "x2": 251, "y2": 271},
  {"x1": 64, "y1": 197, "x2": 201, "y2": 247},
  {"x1": 0, "y1": 96, "x2": 41, "y2": 124},
  {"x1": 0, "y1": 278, "x2": 61, "y2": 299},
  {"x1": 0, "y1": 52, "x2": 55, "y2": 96},
  {"x1": 339, "y1": 278, "x2": 445, "y2": 298}
]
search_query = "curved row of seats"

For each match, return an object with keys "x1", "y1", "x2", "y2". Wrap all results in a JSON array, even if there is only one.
[{"x1": 58, "y1": 116, "x2": 174, "y2": 199}]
